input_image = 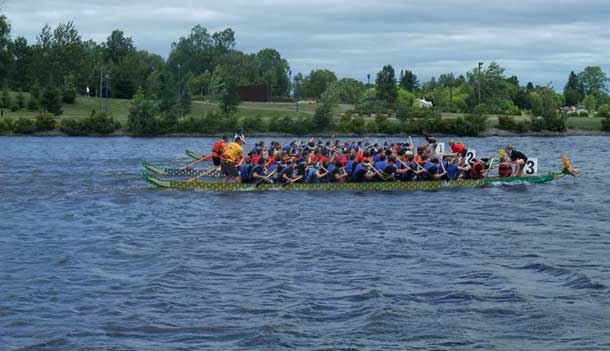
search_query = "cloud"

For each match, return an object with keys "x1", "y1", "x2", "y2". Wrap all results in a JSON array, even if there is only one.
[{"x1": 3, "y1": 0, "x2": 610, "y2": 88}]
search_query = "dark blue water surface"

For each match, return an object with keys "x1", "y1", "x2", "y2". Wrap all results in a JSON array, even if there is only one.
[{"x1": 1, "y1": 136, "x2": 610, "y2": 351}]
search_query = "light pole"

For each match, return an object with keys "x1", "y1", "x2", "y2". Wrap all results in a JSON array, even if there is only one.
[
  {"x1": 295, "y1": 75, "x2": 300, "y2": 112},
  {"x1": 477, "y1": 62, "x2": 483, "y2": 105},
  {"x1": 104, "y1": 74, "x2": 110, "y2": 113},
  {"x1": 367, "y1": 73, "x2": 371, "y2": 99},
  {"x1": 176, "y1": 64, "x2": 182, "y2": 98}
]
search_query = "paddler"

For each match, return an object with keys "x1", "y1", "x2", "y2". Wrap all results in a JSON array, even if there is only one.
[
  {"x1": 448, "y1": 139, "x2": 467, "y2": 157},
  {"x1": 278, "y1": 160, "x2": 301, "y2": 183},
  {"x1": 220, "y1": 133, "x2": 246, "y2": 183},
  {"x1": 250, "y1": 157, "x2": 272, "y2": 184},
  {"x1": 505, "y1": 145, "x2": 528, "y2": 177},
  {"x1": 211, "y1": 135, "x2": 228, "y2": 167}
]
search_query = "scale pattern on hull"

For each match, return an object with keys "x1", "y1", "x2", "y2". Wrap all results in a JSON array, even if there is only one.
[
  {"x1": 143, "y1": 171, "x2": 566, "y2": 192},
  {"x1": 142, "y1": 162, "x2": 222, "y2": 177}
]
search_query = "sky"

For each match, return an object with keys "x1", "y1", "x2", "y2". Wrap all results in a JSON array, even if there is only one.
[{"x1": 3, "y1": 0, "x2": 610, "y2": 89}]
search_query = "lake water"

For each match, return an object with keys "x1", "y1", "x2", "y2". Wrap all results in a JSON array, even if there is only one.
[{"x1": 1, "y1": 136, "x2": 609, "y2": 350}]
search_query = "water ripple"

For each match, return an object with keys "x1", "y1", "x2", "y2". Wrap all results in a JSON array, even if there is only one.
[{"x1": 1, "y1": 136, "x2": 610, "y2": 350}]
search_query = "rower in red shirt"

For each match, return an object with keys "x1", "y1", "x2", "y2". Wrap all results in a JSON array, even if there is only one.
[{"x1": 448, "y1": 140, "x2": 467, "y2": 156}]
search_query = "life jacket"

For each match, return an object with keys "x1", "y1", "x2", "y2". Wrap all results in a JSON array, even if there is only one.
[
  {"x1": 419, "y1": 161, "x2": 435, "y2": 180},
  {"x1": 353, "y1": 163, "x2": 367, "y2": 182},
  {"x1": 447, "y1": 163, "x2": 460, "y2": 180},
  {"x1": 212, "y1": 140, "x2": 226, "y2": 157},
  {"x1": 306, "y1": 167, "x2": 318, "y2": 183},
  {"x1": 451, "y1": 143, "x2": 465, "y2": 154},
  {"x1": 498, "y1": 162, "x2": 513, "y2": 178},
  {"x1": 344, "y1": 160, "x2": 354, "y2": 175},
  {"x1": 240, "y1": 163, "x2": 252, "y2": 182},
  {"x1": 279, "y1": 166, "x2": 293, "y2": 183},
  {"x1": 471, "y1": 160, "x2": 485, "y2": 179},
  {"x1": 249, "y1": 164, "x2": 264, "y2": 180}
]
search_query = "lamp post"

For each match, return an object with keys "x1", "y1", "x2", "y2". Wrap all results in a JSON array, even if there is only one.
[
  {"x1": 367, "y1": 73, "x2": 371, "y2": 99},
  {"x1": 477, "y1": 62, "x2": 483, "y2": 105},
  {"x1": 176, "y1": 64, "x2": 182, "y2": 98},
  {"x1": 294, "y1": 75, "x2": 300, "y2": 112},
  {"x1": 104, "y1": 74, "x2": 110, "y2": 113}
]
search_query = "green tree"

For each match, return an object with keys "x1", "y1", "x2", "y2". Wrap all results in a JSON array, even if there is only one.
[
  {"x1": 212, "y1": 28, "x2": 236, "y2": 52},
  {"x1": 563, "y1": 71, "x2": 583, "y2": 106},
  {"x1": 399, "y1": 70, "x2": 418, "y2": 92},
  {"x1": 375, "y1": 64, "x2": 398, "y2": 104},
  {"x1": 582, "y1": 94, "x2": 597, "y2": 112},
  {"x1": 157, "y1": 69, "x2": 177, "y2": 113},
  {"x1": 12, "y1": 36, "x2": 33, "y2": 91},
  {"x1": 1, "y1": 86, "x2": 11, "y2": 108},
  {"x1": 179, "y1": 86, "x2": 192, "y2": 115},
  {"x1": 301, "y1": 69, "x2": 337, "y2": 100},
  {"x1": 30, "y1": 80, "x2": 42, "y2": 100},
  {"x1": 27, "y1": 95, "x2": 38, "y2": 111},
  {"x1": 209, "y1": 65, "x2": 241, "y2": 114},
  {"x1": 40, "y1": 86, "x2": 63, "y2": 115},
  {"x1": 397, "y1": 88, "x2": 416, "y2": 106},
  {"x1": 144, "y1": 70, "x2": 161, "y2": 97},
  {"x1": 578, "y1": 66, "x2": 608, "y2": 95},
  {"x1": 62, "y1": 74, "x2": 78, "y2": 103},
  {"x1": 0, "y1": 15, "x2": 14, "y2": 86},
  {"x1": 312, "y1": 83, "x2": 339, "y2": 131},
  {"x1": 128, "y1": 88, "x2": 159, "y2": 135},
  {"x1": 189, "y1": 70, "x2": 212, "y2": 97},
  {"x1": 16, "y1": 92, "x2": 25, "y2": 109},
  {"x1": 104, "y1": 30, "x2": 134, "y2": 64},
  {"x1": 332, "y1": 78, "x2": 366, "y2": 104},
  {"x1": 255, "y1": 48, "x2": 290, "y2": 97}
]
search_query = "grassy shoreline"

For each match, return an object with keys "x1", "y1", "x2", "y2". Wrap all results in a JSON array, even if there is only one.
[{"x1": 0, "y1": 95, "x2": 606, "y2": 136}]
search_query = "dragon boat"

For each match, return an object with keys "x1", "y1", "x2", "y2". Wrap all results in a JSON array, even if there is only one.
[{"x1": 142, "y1": 156, "x2": 577, "y2": 192}]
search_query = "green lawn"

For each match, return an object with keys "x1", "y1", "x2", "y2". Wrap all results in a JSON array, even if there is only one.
[
  {"x1": 1, "y1": 95, "x2": 317, "y2": 125},
  {"x1": 0, "y1": 93, "x2": 604, "y2": 132},
  {"x1": 442, "y1": 112, "x2": 603, "y2": 131}
]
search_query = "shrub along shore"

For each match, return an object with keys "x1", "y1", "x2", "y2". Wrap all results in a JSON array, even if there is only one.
[{"x1": 1, "y1": 101, "x2": 608, "y2": 137}]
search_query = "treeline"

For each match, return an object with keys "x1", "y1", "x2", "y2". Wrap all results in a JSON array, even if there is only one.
[
  {"x1": 0, "y1": 15, "x2": 290, "y2": 114},
  {"x1": 2, "y1": 13, "x2": 610, "y2": 135}
]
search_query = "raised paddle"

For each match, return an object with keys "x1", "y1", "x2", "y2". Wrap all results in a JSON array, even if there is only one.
[{"x1": 181, "y1": 154, "x2": 212, "y2": 170}]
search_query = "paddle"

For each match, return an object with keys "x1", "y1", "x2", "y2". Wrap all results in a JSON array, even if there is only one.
[
  {"x1": 282, "y1": 175, "x2": 303, "y2": 187},
  {"x1": 255, "y1": 169, "x2": 277, "y2": 187},
  {"x1": 367, "y1": 163, "x2": 393, "y2": 181},
  {"x1": 186, "y1": 165, "x2": 220, "y2": 182},
  {"x1": 484, "y1": 157, "x2": 496, "y2": 176},
  {"x1": 181, "y1": 154, "x2": 211, "y2": 170}
]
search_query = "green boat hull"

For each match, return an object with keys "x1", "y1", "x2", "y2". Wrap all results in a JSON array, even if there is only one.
[
  {"x1": 186, "y1": 149, "x2": 204, "y2": 160},
  {"x1": 143, "y1": 171, "x2": 567, "y2": 192}
]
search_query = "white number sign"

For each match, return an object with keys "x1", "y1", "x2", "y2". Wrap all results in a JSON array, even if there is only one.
[
  {"x1": 465, "y1": 149, "x2": 476, "y2": 164},
  {"x1": 524, "y1": 158, "x2": 538, "y2": 175},
  {"x1": 435, "y1": 142, "x2": 445, "y2": 155}
]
